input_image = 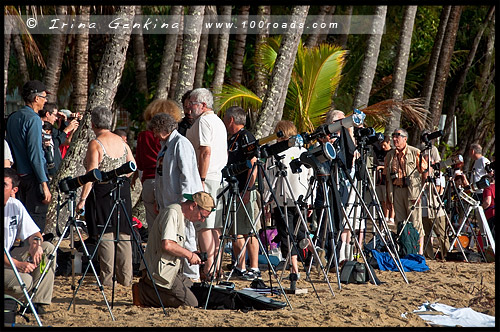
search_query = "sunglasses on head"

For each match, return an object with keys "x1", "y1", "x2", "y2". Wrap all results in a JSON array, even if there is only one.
[{"x1": 392, "y1": 132, "x2": 406, "y2": 138}]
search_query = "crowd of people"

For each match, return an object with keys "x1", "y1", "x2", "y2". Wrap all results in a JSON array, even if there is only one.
[{"x1": 4, "y1": 80, "x2": 495, "y2": 312}]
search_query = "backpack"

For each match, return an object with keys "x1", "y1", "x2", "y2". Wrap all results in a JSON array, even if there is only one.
[
  {"x1": 339, "y1": 261, "x2": 380, "y2": 285},
  {"x1": 397, "y1": 222, "x2": 420, "y2": 257},
  {"x1": 4, "y1": 295, "x2": 29, "y2": 326}
]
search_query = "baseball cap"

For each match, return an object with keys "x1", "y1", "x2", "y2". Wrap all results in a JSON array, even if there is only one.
[
  {"x1": 183, "y1": 192, "x2": 216, "y2": 212},
  {"x1": 22, "y1": 80, "x2": 51, "y2": 97}
]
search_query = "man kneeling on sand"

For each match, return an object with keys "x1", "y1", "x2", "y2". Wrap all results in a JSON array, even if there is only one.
[{"x1": 133, "y1": 192, "x2": 215, "y2": 307}]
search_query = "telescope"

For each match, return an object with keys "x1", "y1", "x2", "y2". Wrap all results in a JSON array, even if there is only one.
[
  {"x1": 100, "y1": 161, "x2": 137, "y2": 182},
  {"x1": 290, "y1": 142, "x2": 337, "y2": 176},
  {"x1": 59, "y1": 169, "x2": 102, "y2": 193},
  {"x1": 241, "y1": 131, "x2": 284, "y2": 157},
  {"x1": 301, "y1": 109, "x2": 366, "y2": 144},
  {"x1": 432, "y1": 154, "x2": 463, "y2": 170},
  {"x1": 222, "y1": 160, "x2": 253, "y2": 179},
  {"x1": 464, "y1": 175, "x2": 490, "y2": 192},
  {"x1": 421, "y1": 130, "x2": 443, "y2": 144},
  {"x1": 354, "y1": 127, "x2": 384, "y2": 146},
  {"x1": 260, "y1": 134, "x2": 304, "y2": 158}
]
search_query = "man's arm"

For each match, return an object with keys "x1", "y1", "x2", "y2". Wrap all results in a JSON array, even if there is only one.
[
  {"x1": 242, "y1": 156, "x2": 258, "y2": 204},
  {"x1": 162, "y1": 239, "x2": 201, "y2": 265},
  {"x1": 198, "y1": 145, "x2": 211, "y2": 186}
]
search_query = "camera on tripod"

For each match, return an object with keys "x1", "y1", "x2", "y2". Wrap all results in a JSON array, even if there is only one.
[
  {"x1": 354, "y1": 127, "x2": 384, "y2": 146},
  {"x1": 290, "y1": 142, "x2": 337, "y2": 176},
  {"x1": 221, "y1": 160, "x2": 252, "y2": 179},
  {"x1": 432, "y1": 154, "x2": 463, "y2": 171},
  {"x1": 465, "y1": 175, "x2": 491, "y2": 192},
  {"x1": 100, "y1": 161, "x2": 137, "y2": 182},
  {"x1": 301, "y1": 109, "x2": 366, "y2": 144},
  {"x1": 59, "y1": 169, "x2": 103, "y2": 193},
  {"x1": 421, "y1": 130, "x2": 442, "y2": 144},
  {"x1": 485, "y1": 161, "x2": 495, "y2": 174}
]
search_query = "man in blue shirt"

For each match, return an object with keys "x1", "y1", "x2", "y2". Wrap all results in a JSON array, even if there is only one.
[{"x1": 6, "y1": 80, "x2": 52, "y2": 232}]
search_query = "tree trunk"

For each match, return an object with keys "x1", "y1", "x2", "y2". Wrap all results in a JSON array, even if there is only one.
[
  {"x1": 71, "y1": 6, "x2": 90, "y2": 115},
  {"x1": 352, "y1": 6, "x2": 387, "y2": 110},
  {"x1": 174, "y1": 6, "x2": 204, "y2": 105},
  {"x1": 168, "y1": 29, "x2": 184, "y2": 100},
  {"x1": 316, "y1": 6, "x2": 337, "y2": 45},
  {"x1": 304, "y1": 5, "x2": 333, "y2": 48},
  {"x1": 43, "y1": 6, "x2": 68, "y2": 104},
  {"x1": 156, "y1": 6, "x2": 183, "y2": 100},
  {"x1": 211, "y1": 6, "x2": 232, "y2": 95},
  {"x1": 478, "y1": 16, "x2": 495, "y2": 91},
  {"x1": 230, "y1": 6, "x2": 250, "y2": 84},
  {"x1": 337, "y1": 6, "x2": 353, "y2": 48},
  {"x1": 194, "y1": 6, "x2": 216, "y2": 89},
  {"x1": 4, "y1": 16, "x2": 13, "y2": 111},
  {"x1": 132, "y1": 6, "x2": 148, "y2": 96},
  {"x1": 483, "y1": 134, "x2": 495, "y2": 157},
  {"x1": 253, "y1": 5, "x2": 271, "y2": 100},
  {"x1": 440, "y1": 6, "x2": 494, "y2": 150},
  {"x1": 409, "y1": 6, "x2": 451, "y2": 146},
  {"x1": 12, "y1": 34, "x2": 29, "y2": 83},
  {"x1": 427, "y1": 6, "x2": 462, "y2": 131},
  {"x1": 385, "y1": 6, "x2": 417, "y2": 135},
  {"x1": 254, "y1": 6, "x2": 309, "y2": 138},
  {"x1": 45, "y1": 6, "x2": 136, "y2": 235}
]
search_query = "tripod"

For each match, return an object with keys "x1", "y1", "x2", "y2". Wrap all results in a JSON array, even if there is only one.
[
  {"x1": 69, "y1": 177, "x2": 167, "y2": 316},
  {"x1": 4, "y1": 248, "x2": 43, "y2": 326},
  {"x1": 265, "y1": 154, "x2": 334, "y2": 299},
  {"x1": 400, "y1": 145, "x2": 468, "y2": 261}
]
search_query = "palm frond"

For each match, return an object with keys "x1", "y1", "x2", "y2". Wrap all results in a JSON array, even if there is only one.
[
  {"x1": 361, "y1": 97, "x2": 429, "y2": 130},
  {"x1": 215, "y1": 84, "x2": 262, "y2": 117}
]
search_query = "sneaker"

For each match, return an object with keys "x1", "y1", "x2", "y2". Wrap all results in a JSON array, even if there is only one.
[
  {"x1": 240, "y1": 270, "x2": 261, "y2": 281},
  {"x1": 283, "y1": 272, "x2": 301, "y2": 281},
  {"x1": 226, "y1": 268, "x2": 246, "y2": 279}
]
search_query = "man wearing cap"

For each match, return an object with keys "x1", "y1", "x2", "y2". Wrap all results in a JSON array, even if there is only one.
[
  {"x1": 6, "y1": 80, "x2": 52, "y2": 232},
  {"x1": 385, "y1": 128, "x2": 428, "y2": 255},
  {"x1": 133, "y1": 191, "x2": 215, "y2": 308}
]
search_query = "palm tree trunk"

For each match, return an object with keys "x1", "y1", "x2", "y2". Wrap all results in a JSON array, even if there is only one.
[
  {"x1": 253, "y1": 5, "x2": 271, "y2": 100},
  {"x1": 12, "y1": 34, "x2": 29, "y2": 83},
  {"x1": 156, "y1": 5, "x2": 183, "y2": 100},
  {"x1": 409, "y1": 6, "x2": 451, "y2": 147},
  {"x1": 43, "y1": 6, "x2": 68, "y2": 104},
  {"x1": 132, "y1": 6, "x2": 148, "y2": 96},
  {"x1": 71, "y1": 6, "x2": 90, "y2": 115},
  {"x1": 174, "y1": 6, "x2": 205, "y2": 104},
  {"x1": 211, "y1": 6, "x2": 232, "y2": 95},
  {"x1": 168, "y1": 28, "x2": 184, "y2": 100},
  {"x1": 427, "y1": 6, "x2": 462, "y2": 131},
  {"x1": 193, "y1": 9, "x2": 211, "y2": 89},
  {"x1": 316, "y1": 6, "x2": 337, "y2": 45},
  {"x1": 441, "y1": 6, "x2": 495, "y2": 148},
  {"x1": 4, "y1": 16, "x2": 13, "y2": 110},
  {"x1": 230, "y1": 6, "x2": 250, "y2": 84},
  {"x1": 305, "y1": 5, "x2": 333, "y2": 48},
  {"x1": 255, "y1": 5, "x2": 309, "y2": 138},
  {"x1": 352, "y1": 6, "x2": 387, "y2": 110},
  {"x1": 337, "y1": 6, "x2": 352, "y2": 48},
  {"x1": 45, "y1": 5, "x2": 136, "y2": 235},
  {"x1": 385, "y1": 6, "x2": 417, "y2": 135}
]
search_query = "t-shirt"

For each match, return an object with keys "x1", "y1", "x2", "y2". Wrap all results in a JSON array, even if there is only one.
[
  {"x1": 4, "y1": 140, "x2": 13, "y2": 165},
  {"x1": 142, "y1": 204, "x2": 186, "y2": 289},
  {"x1": 483, "y1": 183, "x2": 495, "y2": 220},
  {"x1": 186, "y1": 111, "x2": 228, "y2": 182},
  {"x1": 227, "y1": 128, "x2": 256, "y2": 193},
  {"x1": 4, "y1": 197, "x2": 39, "y2": 250},
  {"x1": 471, "y1": 156, "x2": 490, "y2": 193}
]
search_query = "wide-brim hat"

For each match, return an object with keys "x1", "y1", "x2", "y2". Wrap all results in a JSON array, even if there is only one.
[{"x1": 183, "y1": 192, "x2": 216, "y2": 212}]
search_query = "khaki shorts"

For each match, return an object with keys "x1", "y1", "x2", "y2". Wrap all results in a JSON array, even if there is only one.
[
  {"x1": 194, "y1": 179, "x2": 224, "y2": 231},
  {"x1": 229, "y1": 190, "x2": 261, "y2": 235}
]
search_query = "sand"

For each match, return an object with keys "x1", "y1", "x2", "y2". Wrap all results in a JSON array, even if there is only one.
[{"x1": 15, "y1": 245, "x2": 495, "y2": 328}]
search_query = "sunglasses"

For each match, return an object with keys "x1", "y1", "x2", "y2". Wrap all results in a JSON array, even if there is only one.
[
  {"x1": 197, "y1": 206, "x2": 210, "y2": 220},
  {"x1": 392, "y1": 133, "x2": 406, "y2": 138}
]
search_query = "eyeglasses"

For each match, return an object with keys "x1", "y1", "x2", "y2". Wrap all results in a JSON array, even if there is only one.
[
  {"x1": 189, "y1": 101, "x2": 202, "y2": 106},
  {"x1": 37, "y1": 94, "x2": 47, "y2": 100},
  {"x1": 392, "y1": 133, "x2": 406, "y2": 138},
  {"x1": 197, "y1": 206, "x2": 210, "y2": 221}
]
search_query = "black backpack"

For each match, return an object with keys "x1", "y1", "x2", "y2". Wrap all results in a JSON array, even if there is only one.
[
  {"x1": 339, "y1": 261, "x2": 380, "y2": 285},
  {"x1": 397, "y1": 222, "x2": 420, "y2": 257}
]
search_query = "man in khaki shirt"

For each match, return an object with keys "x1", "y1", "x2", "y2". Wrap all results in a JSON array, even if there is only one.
[{"x1": 385, "y1": 128, "x2": 428, "y2": 255}]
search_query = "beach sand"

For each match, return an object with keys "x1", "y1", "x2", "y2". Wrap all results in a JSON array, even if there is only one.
[{"x1": 16, "y1": 243, "x2": 495, "y2": 328}]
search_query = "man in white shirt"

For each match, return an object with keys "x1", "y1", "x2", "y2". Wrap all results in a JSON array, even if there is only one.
[
  {"x1": 469, "y1": 143, "x2": 490, "y2": 202},
  {"x1": 186, "y1": 88, "x2": 228, "y2": 280},
  {"x1": 4, "y1": 168, "x2": 56, "y2": 314}
]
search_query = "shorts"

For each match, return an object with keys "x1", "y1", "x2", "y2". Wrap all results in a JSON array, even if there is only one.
[
  {"x1": 194, "y1": 179, "x2": 224, "y2": 231},
  {"x1": 229, "y1": 190, "x2": 261, "y2": 235}
]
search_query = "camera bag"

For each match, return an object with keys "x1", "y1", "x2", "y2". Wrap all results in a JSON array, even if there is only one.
[{"x1": 340, "y1": 261, "x2": 380, "y2": 284}]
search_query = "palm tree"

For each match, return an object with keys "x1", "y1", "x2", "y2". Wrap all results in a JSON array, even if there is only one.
[
  {"x1": 12, "y1": 34, "x2": 29, "y2": 83},
  {"x1": 211, "y1": 6, "x2": 232, "y2": 94},
  {"x1": 216, "y1": 38, "x2": 346, "y2": 134},
  {"x1": 304, "y1": 5, "x2": 334, "y2": 48},
  {"x1": 156, "y1": 5, "x2": 183, "y2": 100},
  {"x1": 255, "y1": 5, "x2": 310, "y2": 138},
  {"x1": 253, "y1": 5, "x2": 271, "y2": 100},
  {"x1": 71, "y1": 6, "x2": 90, "y2": 115},
  {"x1": 174, "y1": 5, "x2": 205, "y2": 105},
  {"x1": 45, "y1": 5, "x2": 136, "y2": 235},
  {"x1": 352, "y1": 6, "x2": 387, "y2": 111},
  {"x1": 427, "y1": 6, "x2": 462, "y2": 131},
  {"x1": 230, "y1": 6, "x2": 250, "y2": 84},
  {"x1": 385, "y1": 5, "x2": 418, "y2": 135},
  {"x1": 132, "y1": 6, "x2": 148, "y2": 96}
]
